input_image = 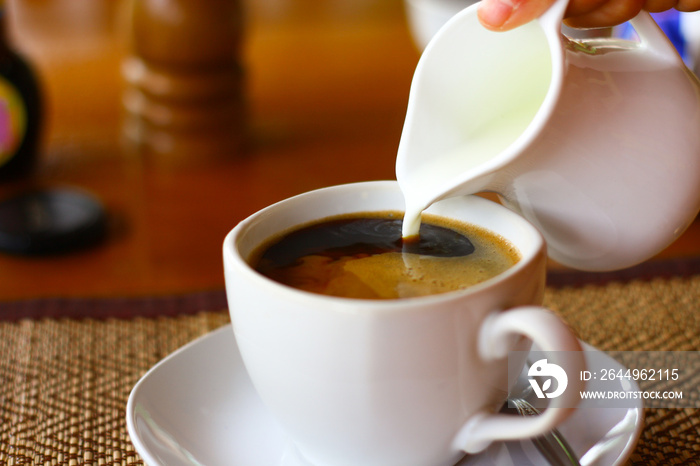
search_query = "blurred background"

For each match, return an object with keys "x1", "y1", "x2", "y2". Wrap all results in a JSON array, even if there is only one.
[
  {"x1": 0, "y1": 0, "x2": 697, "y2": 300},
  {"x1": 0, "y1": 0, "x2": 421, "y2": 298}
]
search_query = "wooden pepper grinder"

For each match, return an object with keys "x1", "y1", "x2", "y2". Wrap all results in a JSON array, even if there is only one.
[{"x1": 122, "y1": 0, "x2": 245, "y2": 161}]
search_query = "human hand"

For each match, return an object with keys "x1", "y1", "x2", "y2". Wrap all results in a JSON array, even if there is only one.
[{"x1": 477, "y1": 0, "x2": 700, "y2": 31}]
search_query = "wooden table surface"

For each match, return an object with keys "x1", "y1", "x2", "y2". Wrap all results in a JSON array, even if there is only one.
[{"x1": 0, "y1": 0, "x2": 698, "y2": 301}]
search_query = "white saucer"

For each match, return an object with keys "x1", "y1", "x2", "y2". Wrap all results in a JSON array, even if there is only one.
[{"x1": 126, "y1": 325, "x2": 643, "y2": 466}]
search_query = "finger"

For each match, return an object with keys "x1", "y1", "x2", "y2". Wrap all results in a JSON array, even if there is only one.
[
  {"x1": 564, "y1": 0, "x2": 645, "y2": 27},
  {"x1": 643, "y1": 0, "x2": 679, "y2": 12},
  {"x1": 478, "y1": 0, "x2": 555, "y2": 31},
  {"x1": 676, "y1": 0, "x2": 700, "y2": 10},
  {"x1": 564, "y1": 0, "x2": 610, "y2": 18}
]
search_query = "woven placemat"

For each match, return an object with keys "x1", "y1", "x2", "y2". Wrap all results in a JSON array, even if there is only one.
[
  {"x1": 545, "y1": 275, "x2": 700, "y2": 465},
  {"x1": 0, "y1": 275, "x2": 698, "y2": 465},
  {"x1": 0, "y1": 312, "x2": 231, "y2": 466}
]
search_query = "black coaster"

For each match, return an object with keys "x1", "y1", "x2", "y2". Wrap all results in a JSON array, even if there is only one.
[{"x1": 0, "y1": 187, "x2": 107, "y2": 255}]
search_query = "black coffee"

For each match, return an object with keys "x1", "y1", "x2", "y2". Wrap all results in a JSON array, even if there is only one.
[{"x1": 251, "y1": 211, "x2": 520, "y2": 299}]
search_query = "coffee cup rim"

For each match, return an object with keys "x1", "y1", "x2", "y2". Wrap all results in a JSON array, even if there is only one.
[{"x1": 223, "y1": 180, "x2": 545, "y2": 307}]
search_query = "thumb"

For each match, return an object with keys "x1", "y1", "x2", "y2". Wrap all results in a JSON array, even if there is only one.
[{"x1": 477, "y1": 0, "x2": 557, "y2": 31}]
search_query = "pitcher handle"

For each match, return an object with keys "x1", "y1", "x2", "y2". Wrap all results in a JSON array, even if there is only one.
[
  {"x1": 629, "y1": 11, "x2": 684, "y2": 61},
  {"x1": 538, "y1": 0, "x2": 681, "y2": 63}
]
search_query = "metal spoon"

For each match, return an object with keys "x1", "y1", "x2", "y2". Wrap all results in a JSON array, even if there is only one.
[{"x1": 505, "y1": 396, "x2": 581, "y2": 466}]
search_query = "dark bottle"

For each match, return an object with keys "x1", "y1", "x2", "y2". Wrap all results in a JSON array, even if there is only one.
[
  {"x1": 122, "y1": 0, "x2": 245, "y2": 159},
  {"x1": 0, "y1": 2, "x2": 41, "y2": 180}
]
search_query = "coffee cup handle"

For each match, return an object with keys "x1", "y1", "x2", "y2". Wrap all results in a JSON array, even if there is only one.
[{"x1": 453, "y1": 306, "x2": 586, "y2": 454}]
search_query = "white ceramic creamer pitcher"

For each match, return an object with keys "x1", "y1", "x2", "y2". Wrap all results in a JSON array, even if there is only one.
[{"x1": 396, "y1": 0, "x2": 700, "y2": 271}]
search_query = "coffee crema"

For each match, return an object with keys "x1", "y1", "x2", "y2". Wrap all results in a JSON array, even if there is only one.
[{"x1": 250, "y1": 211, "x2": 520, "y2": 300}]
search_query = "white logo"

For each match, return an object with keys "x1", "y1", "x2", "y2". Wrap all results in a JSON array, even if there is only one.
[{"x1": 528, "y1": 358, "x2": 568, "y2": 399}]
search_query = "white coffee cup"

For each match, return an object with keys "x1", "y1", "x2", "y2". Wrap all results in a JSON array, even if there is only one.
[{"x1": 223, "y1": 180, "x2": 585, "y2": 466}]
